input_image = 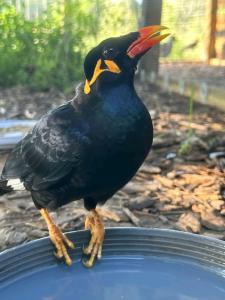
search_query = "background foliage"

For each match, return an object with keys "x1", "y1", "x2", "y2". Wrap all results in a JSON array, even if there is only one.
[
  {"x1": 0, "y1": 0, "x2": 137, "y2": 92},
  {"x1": 0, "y1": 0, "x2": 214, "y2": 91}
]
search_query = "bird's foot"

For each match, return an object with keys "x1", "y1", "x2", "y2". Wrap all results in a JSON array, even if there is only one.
[
  {"x1": 82, "y1": 209, "x2": 105, "y2": 268},
  {"x1": 49, "y1": 223, "x2": 75, "y2": 266},
  {"x1": 40, "y1": 208, "x2": 75, "y2": 266}
]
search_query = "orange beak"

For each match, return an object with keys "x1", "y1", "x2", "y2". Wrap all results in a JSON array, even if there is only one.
[{"x1": 127, "y1": 25, "x2": 170, "y2": 58}]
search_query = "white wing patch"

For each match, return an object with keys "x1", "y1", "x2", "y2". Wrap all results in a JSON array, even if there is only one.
[{"x1": 7, "y1": 179, "x2": 25, "y2": 191}]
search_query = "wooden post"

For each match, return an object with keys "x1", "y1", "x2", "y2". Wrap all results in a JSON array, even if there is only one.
[
  {"x1": 140, "y1": 0, "x2": 163, "y2": 78},
  {"x1": 206, "y1": 0, "x2": 218, "y2": 62}
]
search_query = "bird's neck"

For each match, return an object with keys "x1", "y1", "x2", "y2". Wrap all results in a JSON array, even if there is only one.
[
  {"x1": 97, "y1": 81, "x2": 138, "y2": 103},
  {"x1": 71, "y1": 80, "x2": 140, "y2": 113},
  {"x1": 99, "y1": 83, "x2": 137, "y2": 101}
]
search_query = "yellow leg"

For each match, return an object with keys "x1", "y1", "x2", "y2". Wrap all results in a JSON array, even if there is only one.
[
  {"x1": 40, "y1": 208, "x2": 75, "y2": 266},
  {"x1": 83, "y1": 209, "x2": 105, "y2": 268}
]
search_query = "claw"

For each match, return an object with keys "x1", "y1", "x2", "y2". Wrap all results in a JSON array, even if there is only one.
[{"x1": 54, "y1": 249, "x2": 63, "y2": 259}]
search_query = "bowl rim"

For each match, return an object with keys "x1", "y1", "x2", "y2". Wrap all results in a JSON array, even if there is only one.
[{"x1": 1, "y1": 227, "x2": 225, "y2": 284}]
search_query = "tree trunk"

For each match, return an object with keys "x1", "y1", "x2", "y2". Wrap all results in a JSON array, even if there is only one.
[
  {"x1": 140, "y1": 0, "x2": 163, "y2": 79},
  {"x1": 206, "y1": 0, "x2": 218, "y2": 62}
]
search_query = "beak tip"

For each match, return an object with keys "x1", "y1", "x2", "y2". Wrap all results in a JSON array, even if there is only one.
[{"x1": 127, "y1": 25, "x2": 170, "y2": 58}]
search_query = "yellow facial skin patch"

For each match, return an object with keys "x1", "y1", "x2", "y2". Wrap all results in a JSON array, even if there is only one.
[{"x1": 84, "y1": 59, "x2": 121, "y2": 94}]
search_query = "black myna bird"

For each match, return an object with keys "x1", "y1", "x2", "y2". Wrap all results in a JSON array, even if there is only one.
[{"x1": 0, "y1": 25, "x2": 169, "y2": 267}]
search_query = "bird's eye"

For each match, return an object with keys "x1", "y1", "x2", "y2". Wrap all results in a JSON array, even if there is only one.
[{"x1": 103, "y1": 48, "x2": 116, "y2": 59}]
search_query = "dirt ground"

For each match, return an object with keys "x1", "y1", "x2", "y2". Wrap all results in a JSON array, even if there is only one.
[{"x1": 0, "y1": 82, "x2": 224, "y2": 251}]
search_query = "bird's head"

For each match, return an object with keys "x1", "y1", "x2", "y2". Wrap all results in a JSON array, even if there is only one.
[{"x1": 84, "y1": 25, "x2": 169, "y2": 94}]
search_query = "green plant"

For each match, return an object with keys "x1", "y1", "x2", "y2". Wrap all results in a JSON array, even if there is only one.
[{"x1": 0, "y1": 0, "x2": 137, "y2": 92}]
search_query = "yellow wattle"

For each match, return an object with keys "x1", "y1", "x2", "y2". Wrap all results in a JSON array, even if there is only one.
[{"x1": 84, "y1": 58, "x2": 121, "y2": 94}]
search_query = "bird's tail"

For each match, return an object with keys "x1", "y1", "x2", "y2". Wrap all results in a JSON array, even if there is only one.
[
  {"x1": 0, "y1": 179, "x2": 12, "y2": 196},
  {"x1": 0, "y1": 178, "x2": 24, "y2": 196}
]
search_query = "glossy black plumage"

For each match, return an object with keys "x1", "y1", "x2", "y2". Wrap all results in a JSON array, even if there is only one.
[{"x1": 0, "y1": 32, "x2": 153, "y2": 212}]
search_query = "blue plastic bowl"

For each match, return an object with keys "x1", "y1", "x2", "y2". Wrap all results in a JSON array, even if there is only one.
[{"x1": 1, "y1": 228, "x2": 225, "y2": 300}]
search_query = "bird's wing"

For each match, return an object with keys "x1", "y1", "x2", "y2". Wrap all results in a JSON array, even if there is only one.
[{"x1": 2, "y1": 103, "x2": 90, "y2": 190}]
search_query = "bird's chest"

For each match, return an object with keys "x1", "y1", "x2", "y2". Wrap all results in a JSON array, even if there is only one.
[
  {"x1": 94, "y1": 98, "x2": 148, "y2": 145},
  {"x1": 86, "y1": 97, "x2": 153, "y2": 180}
]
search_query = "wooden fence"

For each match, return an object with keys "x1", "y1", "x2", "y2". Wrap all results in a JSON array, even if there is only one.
[{"x1": 216, "y1": 0, "x2": 225, "y2": 60}]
